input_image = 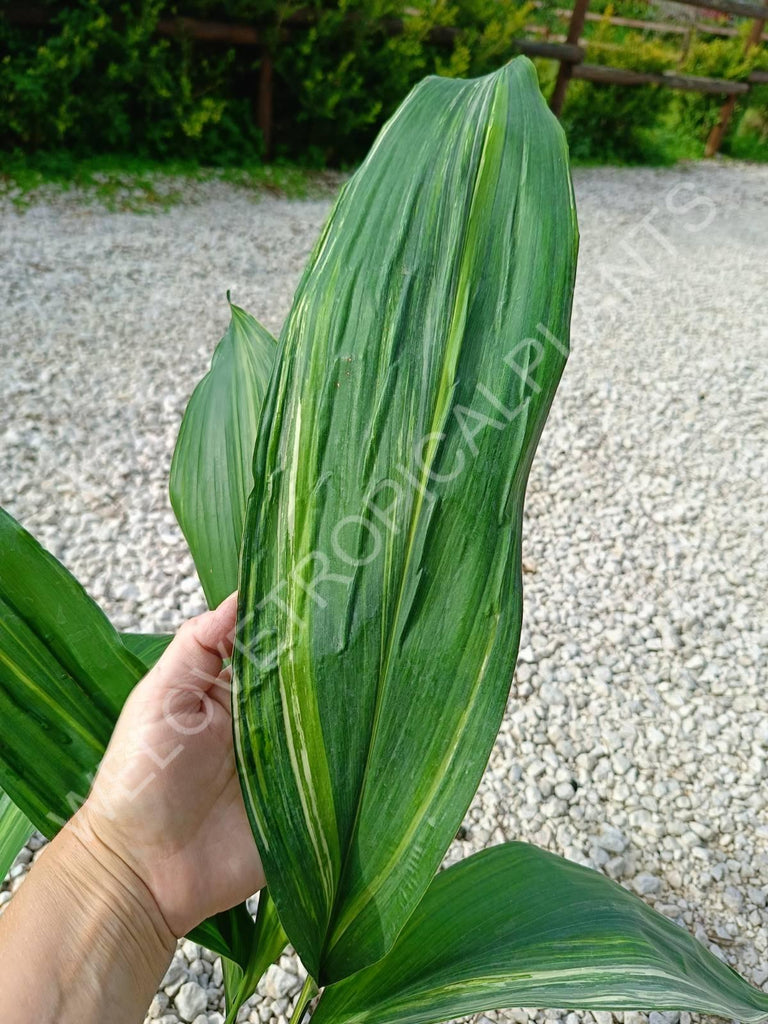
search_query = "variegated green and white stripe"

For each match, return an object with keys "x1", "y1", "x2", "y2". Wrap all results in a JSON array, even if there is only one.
[
  {"x1": 312, "y1": 844, "x2": 768, "y2": 1024},
  {"x1": 0, "y1": 507, "x2": 144, "y2": 831},
  {"x1": 233, "y1": 57, "x2": 579, "y2": 984},
  {"x1": 0, "y1": 788, "x2": 33, "y2": 881},
  {"x1": 0, "y1": 506, "x2": 273, "y2": 993}
]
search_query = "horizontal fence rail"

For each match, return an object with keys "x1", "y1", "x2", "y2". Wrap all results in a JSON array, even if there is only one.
[
  {"x1": 530, "y1": 4, "x2": 768, "y2": 40},
  {"x1": 571, "y1": 63, "x2": 750, "y2": 93}
]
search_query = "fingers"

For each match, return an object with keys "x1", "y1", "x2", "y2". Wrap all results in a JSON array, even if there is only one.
[{"x1": 150, "y1": 592, "x2": 239, "y2": 696}]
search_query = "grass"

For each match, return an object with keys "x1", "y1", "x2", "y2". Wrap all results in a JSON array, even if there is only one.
[
  {"x1": 2, "y1": 125, "x2": 765, "y2": 212},
  {"x1": 0, "y1": 153, "x2": 342, "y2": 212}
]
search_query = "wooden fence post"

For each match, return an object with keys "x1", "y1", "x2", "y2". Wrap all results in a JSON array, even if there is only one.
[
  {"x1": 705, "y1": 0, "x2": 767, "y2": 155},
  {"x1": 258, "y1": 50, "x2": 274, "y2": 160},
  {"x1": 550, "y1": 0, "x2": 591, "y2": 116}
]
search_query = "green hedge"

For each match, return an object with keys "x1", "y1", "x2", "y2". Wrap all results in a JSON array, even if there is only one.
[
  {"x1": 0, "y1": 0, "x2": 529, "y2": 165},
  {"x1": 1, "y1": 0, "x2": 766, "y2": 167}
]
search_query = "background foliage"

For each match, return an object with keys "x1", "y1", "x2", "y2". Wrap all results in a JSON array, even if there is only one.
[{"x1": 1, "y1": 0, "x2": 766, "y2": 169}]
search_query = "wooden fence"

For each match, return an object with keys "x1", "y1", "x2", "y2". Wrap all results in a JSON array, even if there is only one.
[
  {"x1": 545, "y1": 0, "x2": 767, "y2": 155},
  {"x1": 5, "y1": 1, "x2": 767, "y2": 157}
]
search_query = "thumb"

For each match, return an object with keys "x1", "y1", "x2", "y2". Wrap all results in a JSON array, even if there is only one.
[{"x1": 150, "y1": 591, "x2": 239, "y2": 697}]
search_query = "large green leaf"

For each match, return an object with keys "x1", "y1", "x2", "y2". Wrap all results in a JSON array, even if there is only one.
[
  {"x1": 312, "y1": 843, "x2": 768, "y2": 1024},
  {"x1": 0, "y1": 508, "x2": 262, "y2": 977},
  {"x1": 0, "y1": 506, "x2": 145, "y2": 830},
  {"x1": 233, "y1": 56, "x2": 578, "y2": 984},
  {"x1": 170, "y1": 296, "x2": 276, "y2": 608},
  {"x1": 120, "y1": 632, "x2": 173, "y2": 668},
  {"x1": 169, "y1": 300, "x2": 281, "y2": 997},
  {"x1": 0, "y1": 788, "x2": 33, "y2": 882}
]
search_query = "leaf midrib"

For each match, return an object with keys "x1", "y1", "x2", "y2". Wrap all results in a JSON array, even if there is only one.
[{"x1": 321, "y1": 71, "x2": 507, "y2": 958}]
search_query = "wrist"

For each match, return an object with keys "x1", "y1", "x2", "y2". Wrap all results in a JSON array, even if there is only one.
[
  {"x1": 43, "y1": 813, "x2": 176, "y2": 1013},
  {"x1": 58, "y1": 808, "x2": 176, "y2": 950},
  {"x1": 0, "y1": 811, "x2": 176, "y2": 1024}
]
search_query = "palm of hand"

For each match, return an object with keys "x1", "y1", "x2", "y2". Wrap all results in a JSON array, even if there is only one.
[{"x1": 82, "y1": 596, "x2": 265, "y2": 937}]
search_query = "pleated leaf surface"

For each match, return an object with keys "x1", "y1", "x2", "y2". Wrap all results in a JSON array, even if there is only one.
[
  {"x1": 170, "y1": 298, "x2": 276, "y2": 608},
  {"x1": 0, "y1": 506, "x2": 145, "y2": 830},
  {"x1": 234, "y1": 56, "x2": 578, "y2": 983},
  {"x1": 0, "y1": 788, "x2": 33, "y2": 881},
  {"x1": 312, "y1": 843, "x2": 768, "y2": 1024}
]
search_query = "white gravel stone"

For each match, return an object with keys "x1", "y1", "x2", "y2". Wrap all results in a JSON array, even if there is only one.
[
  {"x1": 212, "y1": 959, "x2": 224, "y2": 986},
  {"x1": 181, "y1": 940, "x2": 202, "y2": 962},
  {"x1": 604, "y1": 856, "x2": 627, "y2": 880},
  {"x1": 262, "y1": 964, "x2": 300, "y2": 1000},
  {"x1": 161, "y1": 957, "x2": 188, "y2": 993},
  {"x1": 632, "y1": 873, "x2": 663, "y2": 896},
  {"x1": 595, "y1": 827, "x2": 628, "y2": 855},
  {"x1": 175, "y1": 982, "x2": 208, "y2": 1022},
  {"x1": 723, "y1": 886, "x2": 744, "y2": 911},
  {"x1": 148, "y1": 993, "x2": 171, "y2": 1019},
  {"x1": 748, "y1": 886, "x2": 767, "y2": 908}
]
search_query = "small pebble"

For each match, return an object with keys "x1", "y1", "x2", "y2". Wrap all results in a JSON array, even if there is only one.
[{"x1": 174, "y1": 982, "x2": 208, "y2": 1023}]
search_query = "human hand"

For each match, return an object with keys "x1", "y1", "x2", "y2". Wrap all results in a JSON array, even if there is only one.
[{"x1": 76, "y1": 592, "x2": 265, "y2": 938}]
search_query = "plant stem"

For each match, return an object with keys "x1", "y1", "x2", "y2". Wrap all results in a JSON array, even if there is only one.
[{"x1": 289, "y1": 975, "x2": 318, "y2": 1024}]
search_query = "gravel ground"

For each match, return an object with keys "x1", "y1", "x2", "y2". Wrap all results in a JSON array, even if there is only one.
[{"x1": 1, "y1": 162, "x2": 766, "y2": 1024}]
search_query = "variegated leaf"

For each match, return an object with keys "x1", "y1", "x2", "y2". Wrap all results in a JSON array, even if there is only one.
[
  {"x1": 234, "y1": 57, "x2": 578, "y2": 983},
  {"x1": 170, "y1": 297, "x2": 276, "y2": 608},
  {"x1": 312, "y1": 844, "x2": 768, "y2": 1024}
]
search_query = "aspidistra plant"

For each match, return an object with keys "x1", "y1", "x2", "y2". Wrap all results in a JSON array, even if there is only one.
[{"x1": 0, "y1": 57, "x2": 766, "y2": 1024}]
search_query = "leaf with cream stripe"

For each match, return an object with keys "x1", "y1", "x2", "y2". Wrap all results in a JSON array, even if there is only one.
[
  {"x1": 312, "y1": 843, "x2": 768, "y2": 1024},
  {"x1": 0, "y1": 505, "x2": 144, "y2": 831},
  {"x1": 233, "y1": 56, "x2": 579, "y2": 984},
  {"x1": 0, "y1": 506, "x2": 269, "y2": 986},
  {"x1": 0, "y1": 788, "x2": 33, "y2": 882}
]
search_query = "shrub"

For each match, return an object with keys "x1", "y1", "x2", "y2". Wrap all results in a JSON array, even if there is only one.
[
  {"x1": 0, "y1": 0, "x2": 766, "y2": 167},
  {"x1": 673, "y1": 29, "x2": 762, "y2": 152},
  {"x1": 558, "y1": 6, "x2": 678, "y2": 163},
  {"x1": 0, "y1": 0, "x2": 264, "y2": 161}
]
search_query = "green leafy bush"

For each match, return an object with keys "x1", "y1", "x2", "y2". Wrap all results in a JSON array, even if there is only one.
[
  {"x1": 0, "y1": 0, "x2": 264, "y2": 161},
  {"x1": 0, "y1": 0, "x2": 532, "y2": 165},
  {"x1": 271, "y1": 1, "x2": 432, "y2": 165},
  {"x1": 545, "y1": 2, "x2": 768, "y2": 163},
  {"x1": 729, "y1": 83, "x2": 768, "y2": 159},
  {"x1": 557, "y1": 7, "x2": 678, "y2": 162},
  {"x1": 1, "y1": 0, "x2": 766, "y2": 169},
  {"x1": 271, "y1": 0, "x2": 531, "y2": 163},
  {"x1": 674, "y1": 33, "x2": 750, "y2": 136},
  {"x1": 675, "y1": 29, "x2": 768, "y2": 157}
]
